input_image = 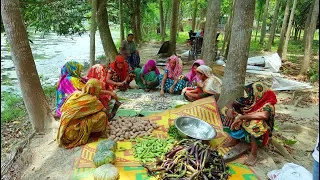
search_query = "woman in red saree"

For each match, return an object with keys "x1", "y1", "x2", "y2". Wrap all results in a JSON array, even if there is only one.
[
  {"x1": 87, "y1": 64, "x2": 111, "y2": 109},
  {"x1": 220, "y1": 82, "x2": 277, "y2": 165},
  {"x1": 106, "y1": 55, "x2": 135, "y2": 91}
]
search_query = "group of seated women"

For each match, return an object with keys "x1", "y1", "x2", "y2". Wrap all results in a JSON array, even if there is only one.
[{"x1": 55, "y1": 55, "x2": 223, "y2": 148}]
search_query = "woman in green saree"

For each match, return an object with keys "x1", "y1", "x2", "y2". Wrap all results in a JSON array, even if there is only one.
[{"x1": 134, "y1": 59, "x2": 160, "y2": 91}]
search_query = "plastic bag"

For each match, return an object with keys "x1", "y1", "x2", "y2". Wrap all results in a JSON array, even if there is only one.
[{"x1": 267, "y1": 163, "x2": 312, "y2": 180}]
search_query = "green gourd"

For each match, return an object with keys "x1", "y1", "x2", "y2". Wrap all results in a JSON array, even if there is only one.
[
  {"x1": 93, "y1": 151, "x2": 116, "y2": 167},
  {"x1": 96, "y1": 140, "x2": 117, "y2": 152},
  {"x1": 93, "y1": 164, "x2": 119, "y2": 180}
]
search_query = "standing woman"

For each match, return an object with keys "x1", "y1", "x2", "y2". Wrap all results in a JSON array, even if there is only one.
[
  {"x1": 56, "y1": 61, "x2": 87, "y2": 117},
  {"x1": 86, "y1": 64, "x2": 111, "y2": 109},
  {"x1": 134, "y1": 59, "x2": 160, "y2": 91},
  {"x1": 106, "y1": 55, "x2": 135, "y2": 91},
  {"x1": 158, "y1": 55, "x2": 186, "y2": 96},
  {"x1": 183, "y1": 65, "x2": 222, "y2": 101}
]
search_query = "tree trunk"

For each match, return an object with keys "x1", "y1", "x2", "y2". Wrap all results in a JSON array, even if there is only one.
[
  {"x1": 202, "y1": 0, "x2": 221, "y2": 66},
  {"x1": 303, "y1": 0, "x2": 316, "y2": 44},
  {"x1": 135, "y1": 0, "x2": 142, "y2": 43},
  {"x1": 298, "y1": 28, "x2": 302, "y2": 40},
  {"x1": 282, "y1": 0, "x2": 298, "y2": 60},
  {"x1": 164, "y1": 1, "x2": 170, "y2": 35},
  {"x1": 168, "y1": 0, "x2": 180, "y2": 55},
  {"x1": 160, "y1": 0, "x2": 165, "y2": 43},
  {"x1": 90, "y1": 0, "x2": 97, "y2": 66},
  {"x1": 97, "y1": 0, "x2": 118, "y2": 64},
  {"x1": 254, "y1": 9, "x2": 262, "y2": 42},
  {"x1": 221, "y1": 0, "x2": 235, "y2": 55},
  {"x1": 300, "y1": 0, "x2": 319, "y2": 75},
  {"x1": 1, "y1": 0, "x2": 54, "y2": 132},
  {"x1": 217, "y1": 0, "x2": 256, "y2": 109},
  {"x1": 277, "y1": 0, "x2": 291, "y2": 57},
  {"x1": 293, "y1": 27, "x2": 299, "y2": 40},
  {"x1": 266, "y1": 0, "x2": 280, "y2": 50},
  {"x1": 223, "y1": 0, "x2": 236, "y2": 59},
  {"x1": 191, "y1": 0, "x2": 198, "y2": 32},
  {"x1": 119, "y1": 0, "x2": 124, "y2": 41},
  {"x1": 259, "y1": 0, "x2": 270, "y2": 45}
]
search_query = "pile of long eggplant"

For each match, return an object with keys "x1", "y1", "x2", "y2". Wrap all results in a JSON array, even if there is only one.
[{"x1": 143, "y1": 139, "x2": 229, "y2": 180}]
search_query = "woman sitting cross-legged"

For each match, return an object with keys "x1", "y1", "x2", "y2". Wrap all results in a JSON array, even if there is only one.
[
  {"x1": 56, "y1": 61, "x2": 87, "y2": 118},
  {"x1": 134, "y1": 59, "x2": 160, "y2": 92},
  {"x1": 182, "y1": 65, "x2": 222, "y2": 102},
  {"x1": 158, "y1": 55, "x2": 186, "y2": 96},
  {"x1": 56, "y1": 79, "x2": 119, "y2": 149},
  {"x1": 106, "y1": 55, "x2": 135, "y2": 91},
  {"x1": 220, "y1": 82, "x2": 277, "y2": 165},
  {"x1": 179, "y1": 59, "x2": 205, "y2": 88}
]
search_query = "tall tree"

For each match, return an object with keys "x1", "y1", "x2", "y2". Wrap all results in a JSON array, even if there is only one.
[
  {"x1": 300, "y1": 0, "x2": 319, "y2": 75},
  {"x1": 120, "y1": 0, "x2": 124, "y2": 41},
  {"x1": 202, "y1": 0, "x2": 221, "y2": 65},
  {"x1": 222, "y1": 0, "x2": 236, "y2": 59},
  {"x1": 254, "y1": 0, "x2": 264, "y2": 41},
  {"x1": 1, "y1": 0, "x2": 54, "y2": 132},
  {"x1": 277, "y1": 0, "x2": 291, "y2": 57},
  {"x1": 168, "y1": 0, "x2": 180, "y2": 55},
  {"x1": 135, "y1": 0, "x2": 142, "y2": 43},
  {"x1": 259, "y1": 0, "x2": 270, "y2": 44},
  {"x1": 97, "y1": 0, "x2": 118, "y2": 63},
  {"x1": 90, "y1": 0, "x2": 97, "y2": 66},
  {"x1": 218, "y1": 0, "x2": 256, "y2": 108},
  {"x1": 282, "y1": 0, "x2": 298, "y2": 60},
  {"x1": 303, "y1": 0, "x2": 316, "y2": 44},
  {"x1": 160, "y1": 0, "x2": 165, "y2": 43},
  {"x1": 191, "y1": 0, "x2": 198, "y2": 32},
  {"x1": 266, "y1": 0, "x2": 281, "y2": 51}
]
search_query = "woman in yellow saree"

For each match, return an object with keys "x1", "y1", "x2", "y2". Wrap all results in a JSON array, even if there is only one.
[{"x1": 56, "y1": 79, "x2": 118, "y2": 149}]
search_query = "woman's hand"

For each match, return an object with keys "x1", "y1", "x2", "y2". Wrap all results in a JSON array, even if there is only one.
[
  {"x1": 142, "y1": 80, "x2": 146, "y2": 85},
  {"x1": 160, "y1": 89, "x2": 164, "y2": 96},
  {"x1": 224, "y1": 109, "x2": 235, "y2": 126},
  {"x1": 231, "y1": 118, "x2": 243, "y2": 130},
  {"x1": 110, "y1": 92, "x2": 119, "y2": 101},
  {"x1": 178, "y1": 75, "x2": 184, "y2": 80},
  {"x1": 169, "y1": 86, "x2": 174, "y2": 94},
  {"x1": 117, "y1": 82, "x2": 124, "y2": 86}
]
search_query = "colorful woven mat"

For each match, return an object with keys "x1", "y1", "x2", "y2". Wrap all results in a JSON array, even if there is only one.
[{"x1": 70, "y1": 96, "x2": 259, "y2": 180}]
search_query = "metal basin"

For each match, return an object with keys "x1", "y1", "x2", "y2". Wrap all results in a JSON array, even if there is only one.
[{"x1": 174, "y1": 116, "x2": 217, "y2": 141}]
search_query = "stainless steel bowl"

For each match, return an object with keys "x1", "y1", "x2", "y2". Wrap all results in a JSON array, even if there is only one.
[{"x1": 174, "y1": 116, "x2": 217, "y2": 141}]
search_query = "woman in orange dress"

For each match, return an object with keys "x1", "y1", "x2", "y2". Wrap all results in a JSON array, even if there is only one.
[{"x1": 56, "y1": 79, "x2": 118, "y2": 149}]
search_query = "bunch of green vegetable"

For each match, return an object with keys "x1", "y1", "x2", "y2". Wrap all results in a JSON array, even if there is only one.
[
  {"x1": 93, "y1": 140, "x2": 117, "y2": 167},
  {"x1": 132, "y1": 136, "x2": 176, "y2": 163},
  {"x1": 143, "y1": 139, "x2": 229, "y2": 180},
  {"x1": 167, "y1": 125, "x2": 183, "y2": 140}
]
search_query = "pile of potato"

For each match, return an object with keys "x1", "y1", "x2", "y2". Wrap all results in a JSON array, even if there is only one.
[{"x1": 107, "y1": 117, "x2": 159, "y2": 141}]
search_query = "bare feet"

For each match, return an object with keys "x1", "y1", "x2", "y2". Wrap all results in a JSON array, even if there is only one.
[
  {"x1": 244, "y1": 153, "x2": 257, "y2": 166},
  {"x1": 223, "y1": 138, "x2": 239, "y2": 148}
]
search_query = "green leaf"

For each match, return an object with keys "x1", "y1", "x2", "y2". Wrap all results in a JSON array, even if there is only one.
[{"x1": 284, "y1": 139, "x2": 297, "y2": 145}]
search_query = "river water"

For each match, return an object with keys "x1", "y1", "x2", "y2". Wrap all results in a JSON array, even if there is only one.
[{"x1": 1, "y1": 30, "x2": 120, "y2": 95}]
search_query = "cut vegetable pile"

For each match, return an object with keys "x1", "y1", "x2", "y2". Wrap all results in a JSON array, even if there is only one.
[
  {"x1": 143, "y1": 139, "x2": 229, "y2": 180},
  {"x1": 132, "y1": 136, "x2": 176, "y2": 163},
  {"x1": 108, "y1": 117, "x2": 159, "y2": 141},
  {"x1": 167, "y1": 125, "x2": 183, "y2": 140}
]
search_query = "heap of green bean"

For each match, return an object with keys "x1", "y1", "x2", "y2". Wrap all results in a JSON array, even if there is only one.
[
  {"x1": 167, "y1": 125, "x2": 183, "y2": 140},
  {"x1": 143, "y1": 139, "x2": 229, "y2": 180},
  {"x1": 132, "y1": 136, "x2": 176, "y2": 163}
]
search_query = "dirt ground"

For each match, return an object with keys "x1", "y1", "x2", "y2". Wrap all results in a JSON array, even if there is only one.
[{"x1": 1, "y1": 42, "x2": 319, "y2": 180}]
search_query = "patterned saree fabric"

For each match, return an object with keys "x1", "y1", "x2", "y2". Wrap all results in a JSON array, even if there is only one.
[
  {"x1": 56, "y1": 61, "x2": 87, "y2": 117},
  {"x1": 221, "y1": 82, "x2": 277, "y2": 146},
  {"x1": 56, "y1": 79, "x2": 108, "y2": 149}
]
